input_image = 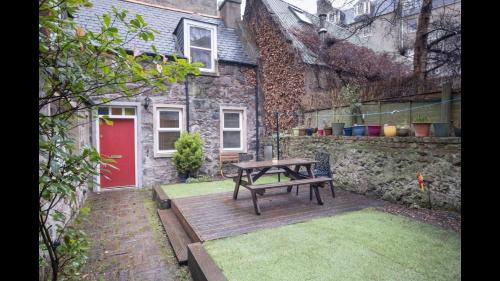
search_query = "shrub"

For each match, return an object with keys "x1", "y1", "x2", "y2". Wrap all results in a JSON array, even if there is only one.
[{"x1": 172, "y1": 132, "x2": 204, "y2": 175}]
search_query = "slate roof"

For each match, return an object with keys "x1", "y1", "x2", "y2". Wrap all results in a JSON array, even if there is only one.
[
  {"x1": 341, "y1": 0, "x2": 459, "y2": 25},
  {"x1": 73, "y1": 0, "x2": 256, "y2": 65},
  {"x1": 261, "y1": 0, "x2": 386, "y2": 65}
]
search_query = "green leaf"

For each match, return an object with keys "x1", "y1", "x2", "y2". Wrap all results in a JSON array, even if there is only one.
[{"x1": 103, "y1": 14, "x2": 110, "y2": 27}]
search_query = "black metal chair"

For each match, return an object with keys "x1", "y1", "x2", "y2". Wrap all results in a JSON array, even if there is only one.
[{"x1": 296, "y1": 152, "x2": 335, "y2": 198}]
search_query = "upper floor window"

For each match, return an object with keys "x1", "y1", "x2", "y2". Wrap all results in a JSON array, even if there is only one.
[
  {"x1": 355, "y1": 0, "x2": 371, "y2": 16},
  {"x1": 183, "y1": 19, "x2": 217, "y2": 73},
  {"x1": 328, "y1": 11, "x2": 342, "y2": 24}
]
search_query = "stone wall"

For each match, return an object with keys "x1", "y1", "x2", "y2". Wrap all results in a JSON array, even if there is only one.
[
  {"x1": 106, "y1": 62, "x2": 258, "y2": 187},
  {"x1": 262, "y1": 135, "x2": 461, "y2": 211}
]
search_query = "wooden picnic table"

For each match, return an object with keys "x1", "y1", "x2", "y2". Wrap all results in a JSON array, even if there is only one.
[{"x1": 232, "y1": 158, "x2": 331, "y2": 215}]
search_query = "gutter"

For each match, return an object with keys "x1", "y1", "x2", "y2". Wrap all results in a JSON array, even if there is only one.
[
  {"x1": 185, "y1": 75, "x2": 190, "y2": 132},
  {"x1": 255, "y1": 63, "x2": 260, "y2": 161}
]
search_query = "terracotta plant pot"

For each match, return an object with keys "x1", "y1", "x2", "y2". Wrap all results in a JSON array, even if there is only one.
[
  {"x1": 413, "y1": 123, "x2": 432, "y2": 137},
  {"x1": 331, "y1": 123, "x2": 345, "y2": 136},
  {"x1": 324, "y1": 127, "x2": 333, "y2": 135},
  {"x1": 299, "y1": 128, "x2": 306, "y2": 136},
  {"x1": 352, "y1": 125, "x2": 366, "y2": 136},
  {"x1": 313, "y1": 128, "x2": 318, "y2": 133},
  {"x1": 396, "y1": 128, "x2": 410, "y2": 137},
  {"x1": 367, "y1": 125, "x2": 382, "y2": 136},
  {"x1": 384, "y1": 125, "x2": 397, "y2": 137},
  {"x1": 292, "y1": 128, "x2": 300, "y2": 136},
  {"x1": 433, "y1": 123, "x2": 450, "y2": 137},
  {"x1": 343, "y1": 127, "x2": 353, "y2": 136}
]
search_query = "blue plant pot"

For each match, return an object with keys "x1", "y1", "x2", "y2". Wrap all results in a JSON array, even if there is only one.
[
  {"x1": 352, "y1": 125, "x2": 366, "y2": 136},
  {"x1": 343, "y1": 127, "x2": 353, "y2": 136},
  {"x1": 305, "y1": 128, "x2": 313, "y2": 136}
]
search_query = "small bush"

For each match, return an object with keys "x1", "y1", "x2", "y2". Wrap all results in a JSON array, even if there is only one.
[{"x1": 172, "y1": 132, "x2": 204, "y2": 175}]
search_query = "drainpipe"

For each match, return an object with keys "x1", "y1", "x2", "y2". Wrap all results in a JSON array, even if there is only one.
[
  {"x1": 255, "y1": 64, "x2": 260, "y2": 161},
  {"x1": 185, "y1": 75, "x2": 190, "y2": 132}
]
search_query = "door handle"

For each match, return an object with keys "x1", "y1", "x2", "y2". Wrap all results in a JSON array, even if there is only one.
[{"x1": 109, "y1": 155, "x2": 123, "y2": 159}]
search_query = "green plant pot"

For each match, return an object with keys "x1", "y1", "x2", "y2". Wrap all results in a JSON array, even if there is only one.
[{"x1": 331, "y1": 123, "x2": 345, "y2": 136}]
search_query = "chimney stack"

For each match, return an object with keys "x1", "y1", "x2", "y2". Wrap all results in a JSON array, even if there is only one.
[
  {"x1": 318, "y1": 14, "x2": 327, "y2": 48},
  {"x1": 316, "y1": 0, "x2": 330, "y2": 48},
  {"x1": 219, "y1": 0, "x2": 242, "y2": 29}
]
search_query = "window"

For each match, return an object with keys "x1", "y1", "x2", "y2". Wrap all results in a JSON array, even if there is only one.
[
  {"x1": 328, "y1": 11, "x2": 342, "y2": 24},
  {"x1": 355, "y1": 0, "x2": 371, "y2": 16},
  {"x1": 220, "y1": 107, "x2": 246, "y2": 152},
  {"x1": 97, "y1": 106, "x2": 136, "y2": 116},
  {"x1": 183, "y1": 19, "x2": 217, "y2": 73},
  {"x1": 290, "y1": 7, "x2": 313, "y2": 24},
  {"x1": 153, "y1": 104, "x2": 185, "y2": 157}
]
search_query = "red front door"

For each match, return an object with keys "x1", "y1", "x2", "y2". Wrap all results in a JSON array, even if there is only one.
[{"x1": 99, "y1": 118, "x2": 136, "y2": 188}]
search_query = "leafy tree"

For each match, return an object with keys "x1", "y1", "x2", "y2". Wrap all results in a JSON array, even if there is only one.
[
  {"x1": 172, "y1": 132, "x2": 204, "y2": 176},
  {"x1": 39, "y1": 0, "x2": 200, "y2": 279}
]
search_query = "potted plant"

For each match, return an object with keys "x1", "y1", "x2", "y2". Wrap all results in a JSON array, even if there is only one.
[
  {"x1": 383, "y1": 124, "x2": 397, "y2": 137},
  {"x1": 292, "y1": 127, "x2": 300, "y2": 136},
  {"x1": 331, "y1": 116, "x2": 345, "y2": 136},
  {"x1": 367, "y1": 124, "x2": 382, "y2": 136},
  {"x1": 352, "y1": 124, "x2": 366, "y2": 136},
  {"x1": 343, "y1": 126, "x2": 353, "y2": 136},
  {"x1": 413, "y1": 114, "x2": 432, "y2": 137},
  {"x1": 172, "y1": 132, "x2": 204, "y2": 182},
  {"x1": 433, "y1": 122, "x2": 450, "y2": 137},
  {"x1": 396, "y1": 124, "x2": 410, "y2": 137}
]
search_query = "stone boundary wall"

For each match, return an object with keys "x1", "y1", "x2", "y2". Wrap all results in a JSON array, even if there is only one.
[{"x1": 262, "y1": 136, "x2": 461, "y2": 211}]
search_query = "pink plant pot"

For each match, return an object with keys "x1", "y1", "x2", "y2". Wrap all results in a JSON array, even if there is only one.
[{"x1": 367, "y1": 125, "x2": 382, "y2": 136}]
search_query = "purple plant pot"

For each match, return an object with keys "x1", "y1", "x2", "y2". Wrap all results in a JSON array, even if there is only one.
[{"x1": 367, "y1": 125, "x2": 382, "y2": 136}]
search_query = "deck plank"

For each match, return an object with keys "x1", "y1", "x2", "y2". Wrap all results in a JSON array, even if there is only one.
[{"x1": 172, "y1": 188, "x2": 387, "y2": 242}]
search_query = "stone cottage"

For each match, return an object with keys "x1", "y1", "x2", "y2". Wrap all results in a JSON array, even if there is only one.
[{"x1": 75, "y1": 0, "x2": 260, "y2": 189}]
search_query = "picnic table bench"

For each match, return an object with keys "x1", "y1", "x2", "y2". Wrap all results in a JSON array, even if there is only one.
[{"x1": 232, "y1": 158, "x2": 332, "y2": 215}]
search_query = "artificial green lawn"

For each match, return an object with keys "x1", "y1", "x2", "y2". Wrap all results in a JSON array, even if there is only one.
[
  {"x1": 161, "y1": 175, "x2": 289, "y2": 199},
  {"x1": 204, "y1": 208, "x2": 461, "y2": 281}
]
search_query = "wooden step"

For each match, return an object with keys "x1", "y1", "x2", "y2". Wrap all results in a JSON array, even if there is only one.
[
  {"x1": 188, "y1": 243, "x2": 228, "y2": 281},
  {"x1": 157, "y1": 209, "x2": 193, "y2": 264}
]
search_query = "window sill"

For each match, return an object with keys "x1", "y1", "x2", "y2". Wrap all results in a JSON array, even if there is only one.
[
  {"x1": 221, "y1": 149, "x2": 247, "y2": 154},
  {"x1": 154, "y1": 151, "x2": 175, "y2": 158}
]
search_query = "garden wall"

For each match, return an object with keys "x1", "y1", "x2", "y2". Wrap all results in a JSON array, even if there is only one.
[{"x1": 262, "y1": 136, "x2": 461, "y2": 211}]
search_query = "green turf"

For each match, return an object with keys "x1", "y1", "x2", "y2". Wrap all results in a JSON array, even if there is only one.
[
  {"x1": 161, "y1": 175, "x2": 289, "y2": 199},
  {"x1": 204, "y1": 208, "x2": 461, "y2": 281}
]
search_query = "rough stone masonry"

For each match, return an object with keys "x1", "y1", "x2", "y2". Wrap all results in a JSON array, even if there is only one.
[{"x1": 263, "y1": 135, "x2": 461, "y2": 211}]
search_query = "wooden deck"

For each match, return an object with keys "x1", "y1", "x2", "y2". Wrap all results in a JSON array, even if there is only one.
[{"x1": 171, "y1": 187, "x2": 387, "y2": 242}]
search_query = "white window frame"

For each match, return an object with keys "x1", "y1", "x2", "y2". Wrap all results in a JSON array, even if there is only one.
[
  {"x1": 183, "y1": 19, "x2": 217, "y2": 73},
  {"x1": 220, "y1": 106, "x2": 247, "y2": 153},
  {"x1": 153, "y1": 104, "x2": 186, "y2": 158}
]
